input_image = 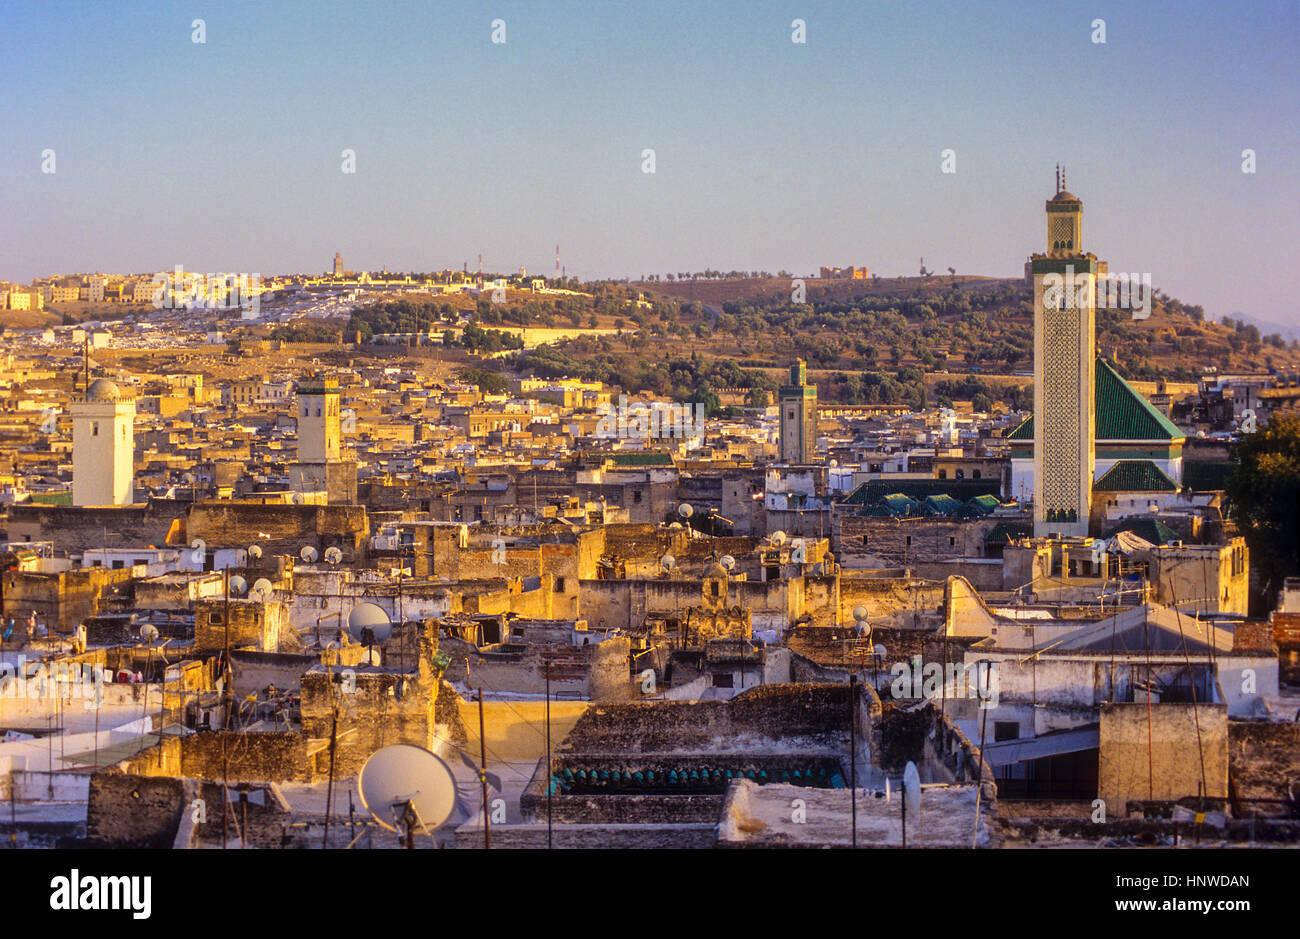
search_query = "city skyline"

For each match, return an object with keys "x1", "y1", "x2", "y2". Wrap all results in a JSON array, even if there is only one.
[{"x1": 2, "y1": 0, "x2": 1297, "y2": 330}]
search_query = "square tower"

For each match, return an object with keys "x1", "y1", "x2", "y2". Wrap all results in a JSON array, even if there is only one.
[
  {"x1": 296, "y1": 377, "x2": 341, "y2": 463},
  {"x1": 71, "y1": 379, "x2": 136, "y2": 506},
  {"x1": 778, "y1": 359, "x2": 817, "y2": 464},
  {"x1": 1030, "y1": 170, "x2": 1097, "y2": 538}
]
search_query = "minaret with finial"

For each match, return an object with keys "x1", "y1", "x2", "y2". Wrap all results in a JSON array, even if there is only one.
[{"x1": 1029, "y1": 165, "x2": 1097, "y2": 538}]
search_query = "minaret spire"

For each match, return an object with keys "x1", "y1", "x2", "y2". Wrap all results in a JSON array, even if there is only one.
[
  {"x1": 1061, "y1": 166, "x2": 1067, "y2": 191},
  {"x1": 1055, "y1": 163, "x2": 1060, "y2": 193}
]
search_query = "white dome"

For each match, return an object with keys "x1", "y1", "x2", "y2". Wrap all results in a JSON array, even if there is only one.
[{"x1": 86, "y1": 378, "x2": 120, "y2": 401}]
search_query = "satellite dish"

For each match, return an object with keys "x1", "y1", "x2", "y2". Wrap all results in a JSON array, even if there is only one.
[
  {"x1": 347, "y1": 602, "x2": 394, "y2": 644},
  {"x1": 829, "y1": 459, "x2": 839, "y2": 468},
  {"x1": 247, "y1": 544, "x2": 263, "y2": 560},
  {"x1": 668, "y1": 522, "x2": 682, "y2": 530},
  {"x1": 324, "y1": 546, "x2": 343, "y2": 565},
  {"x1": 291, "y1": 493, "x2": 304, "y2": 504},
  {"x1": 873, "y1": 643, "x2": 887, "y2": 659},
  {"x1": 139, "y1": 624, "x2": 159, "y2": 644},
  {"x1": 661, "y1": 555, "x2": 675, "y2": 572},
  {"x1": 300, "y1": 546, "x2": 319, "y2": 563},
  {"x1": 251, "y1": 578, "x2": 274, "y2": 599},
  {"x1": 677, "y1": 503, "x2": 693, "y2": 519},
  {"x1": 719, "y1": 555, "x2": 735, "y2": 571},
  {"x1": 228, "y1": 575, "x2": 247, "y2": 596},
  {"x1": 852, "y1": 605, "x2": 868, "y2": 622},
  {"x1": 903, "y1": 761, "x2": 922, "y2": 841},
  {"x1": 358, "y1": 744, "x2": 457, "y2": 835},
  {"x1": 769, "y1": 530, "x2": 786, "y2": 546}
]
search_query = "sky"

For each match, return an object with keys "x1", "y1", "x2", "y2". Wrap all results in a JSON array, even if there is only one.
[{"x1": 2, "y1": 0, "x2": 1297, "y2": 328}]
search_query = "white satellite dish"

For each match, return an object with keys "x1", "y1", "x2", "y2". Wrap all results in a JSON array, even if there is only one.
[
  {"x1": 251, "y1": 578, "x2": 274, "y2": 599},
  {"x1": 677, "y1": 503, "x2": 693, "y2": 519},
  {"x1": 668, "y1": 522, "x2": 682, "y2": 530},
  {"x1": 903, "y1": 761, "x2": 922, "y2": 842},
  {"x1": 719, "y1": 555, "x2": 735, "y2": 571},
  {"x1": 852, "y1": 605, "x2": 868, "y2": 622},
  {"x1": 228, "y1": 575, "x2": 248, "y2": 596},
  {"x1": 300, "y1": 546, "x2": 319, "y2": 563},
  {"x1": 347, "y1": 602, "x2": 394, "y2": 645},
  {"x1": 247, "y1": 544, "x2": 263, "y2": 560},
  {"x1": 661, "y1": 555, "x2": 675, "y2": 572},
  {"x1": 324, "y1": 546, "x2": 343, "y2": 565},
  {"x1": 873, "y1": 643, "x2": 887, "y2": 659},
  {"x1": 291, "y1": 493, "x2": 304, "y2": 504},
  {"x1": 139, "y1": 624, "x2": 159, "y2": 644},
  {"x1": 769, "y1": 530, "x2": 786, "y2": 546},
  {"x1": 358, "y1": 744, "x2": 457, "y2": 836}
]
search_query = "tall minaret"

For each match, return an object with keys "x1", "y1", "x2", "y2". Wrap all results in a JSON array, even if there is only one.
[{"x1": 1030, "y1": 167, "x2": 1096, "y2": 538}]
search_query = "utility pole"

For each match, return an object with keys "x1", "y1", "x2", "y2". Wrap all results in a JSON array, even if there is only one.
[
  {"x1": 545, "y1": 661, "x2": 553, "y2": 849},
  {"x1": 478, "y1": 687, "x2": 490, "y2": 849},
  {"x1": 849, "y1": 674, "x2": 857, "y2": 848}
]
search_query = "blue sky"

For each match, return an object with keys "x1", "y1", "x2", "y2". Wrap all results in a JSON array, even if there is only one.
[{"x1": 2, "y1": 0, "x2": 1296, "y2": 326}]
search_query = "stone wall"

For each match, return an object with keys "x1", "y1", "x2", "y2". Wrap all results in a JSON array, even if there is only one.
[{"x1": 1098, "y1": 701, "x2": 1228, "y2": 816}]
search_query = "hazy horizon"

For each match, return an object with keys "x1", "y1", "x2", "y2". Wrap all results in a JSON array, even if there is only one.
[{"x1": 3, "y1": 0, "x2": 1297, "y2": 328}]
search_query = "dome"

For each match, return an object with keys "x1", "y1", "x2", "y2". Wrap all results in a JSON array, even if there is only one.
[
  {"x1": 85, "y1": 378, "x2": 120, "y2": 401},
  {"x1": 1050, "y1": 190, "x2": 1080, "y2": 203}
]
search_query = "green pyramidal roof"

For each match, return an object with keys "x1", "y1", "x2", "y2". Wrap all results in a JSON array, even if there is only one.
[
  {"x1": 1006, "y1": 359, "x2": 1183, "y2": 442},
  {"x1": 1094, "y1": 459, "x2": 1179, "y2": 492}
]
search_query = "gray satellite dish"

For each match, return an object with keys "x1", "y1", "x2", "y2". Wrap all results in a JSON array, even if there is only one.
[
  {"x1": 247, "y1": 544, "x2": 263, "y2": 560},
  {"x1": 139, "y1": 624, "x2": 159, "y2": 644},
  {"x1": 347, "y1": 602, "x2": 394, "y2": 644},
  {"x1": 852, "y1": 605, "x2": 868, "y2": 622},
  {"x1": 251, "y1": 578, "x2": 274, "y2": 599},
  {"x1": 660, "y1": 555, "x2": 675, "y2": 572},
  {"x1": 324, "y1": 546, "x2": 343, "y2": 565},
  {"x1": 769, "y1": 530, "x2": 786, "y2": 546},
  {"x1": 228, "y1": 575, "x2": 247, "y2": 596},
  {"x1": 300, "y1": 546, "x2": 319, "y2": 563},
  {"x1": 358, "y1": 744, "x2": 457, "y2": 837},
  {"x1": 719, "y1": 555, "x2": 735, "y2": 571},
  {"x1": 677, "y1": 503, "x2": 693, "y2": 519},
  {"x1": 903, "y1": 761, "x2": 922, "y2": 844},
  {"x1": 873, "y1": 643, "x2": 887, "y2": 659}
]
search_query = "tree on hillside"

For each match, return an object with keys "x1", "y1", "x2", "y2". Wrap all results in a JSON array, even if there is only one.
[{"x1": 1225, "y1": 412, "x2": 1300, "y2": 611}]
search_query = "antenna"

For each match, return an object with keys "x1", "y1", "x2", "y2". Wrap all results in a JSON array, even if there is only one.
[{"x1": 357, "y1": 744, "x2": 457, "y2": 847}]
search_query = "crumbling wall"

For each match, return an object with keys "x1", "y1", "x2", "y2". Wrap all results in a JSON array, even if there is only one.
[{"x1": 1098, "y1": 702, "x2": 1228, "y2": 816}]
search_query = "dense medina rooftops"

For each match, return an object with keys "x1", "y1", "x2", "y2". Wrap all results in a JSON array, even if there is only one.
[{"x1": 1007, "y1": 359, "x2": 1185, "y2": 443}]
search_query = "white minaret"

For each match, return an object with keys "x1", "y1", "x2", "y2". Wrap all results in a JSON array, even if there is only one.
[
  {"x1": 71, "y1": 378, "x2": 135, "y2": 506},
  {"x1": 1030, "y1": 166, "x2": 1096, "y2": 538},
  {"x1": 296, "y1": 377, "x2": 341, "y2": 463}
]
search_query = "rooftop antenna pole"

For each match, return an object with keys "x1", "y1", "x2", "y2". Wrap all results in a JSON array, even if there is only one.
[
  {"x1": 478, "y1": 687, "x2": 490, "y2": 849},
  {"x1": 849, "y1": 674, "x2": 857, "y2": 848},
  {"x1": 545, "y1": 660, "x2": 553, "y2": 849},
  {"x1": 1055, "y1": 163, "x2": 1060, "y2": 193}
]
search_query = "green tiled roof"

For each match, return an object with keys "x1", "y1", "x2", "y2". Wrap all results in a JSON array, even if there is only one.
[
  {"x1": 985, "y1": 521, "x2": 1032, "y2": 544},
  {"x1": 924, "y1": 494, "x2": 963, "y2": 515},
  {"x1": 969, "y1": 494, "x2": 1003, "y2": 512},
  {"x1": 1005, "y1": 359, "x2": 1182, "y2": 442},
  {"x1": 841, "y1": 478, "x2": 1002, "y2": 505},
  {"x1": 879, "y1": 493, "x2": 918, "y2": 515},
  {"x1": 607, "y1": 451, "x2": 674, "y2": 467},
  {"x1": 1181, "y1": 460, "x2": 1234, "y2": 492},
  {"x1": 1093, "y1": 460, "x2": 1179, "y2": 493}
]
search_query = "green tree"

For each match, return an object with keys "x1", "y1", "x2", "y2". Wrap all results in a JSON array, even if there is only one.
[{"x1": 1225, "y1": 412, "x2": 1300, "y2": 610}]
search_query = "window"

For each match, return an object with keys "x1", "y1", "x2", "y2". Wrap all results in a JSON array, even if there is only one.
[
  {"x1": 861, "y1": 535, "x2": 869, "y2": 546},
  {"x1": 973, "y1": 470, "x2": 982, "y2": 479},
  {"x1": 938, "y1": 469, "x2": 947, "y2": 479},
  {"x1": 956, "y1": 469, "x2": 965, "y2": 479},
  {"x1": 632, "y1": 490, "x2": 642, "y2": 504},
  {"x1": 905, "y1": 535, "x2": 912, "y2": 546},
  {"x1": 994, "y1": 721, "x2": 1019, "y2": 742},
  {"x1": 712, "y1": 673, "x2": 734, "y2": 688},
  {"x1": 949, "y1": 537, "x2": 956, "y2": 547},
  {"x1": 92, "y1": 421, "x2": 99, "y2": 436},
  {"x1": 554, "y1": 577, "x2": 566, "y2": 592}
]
